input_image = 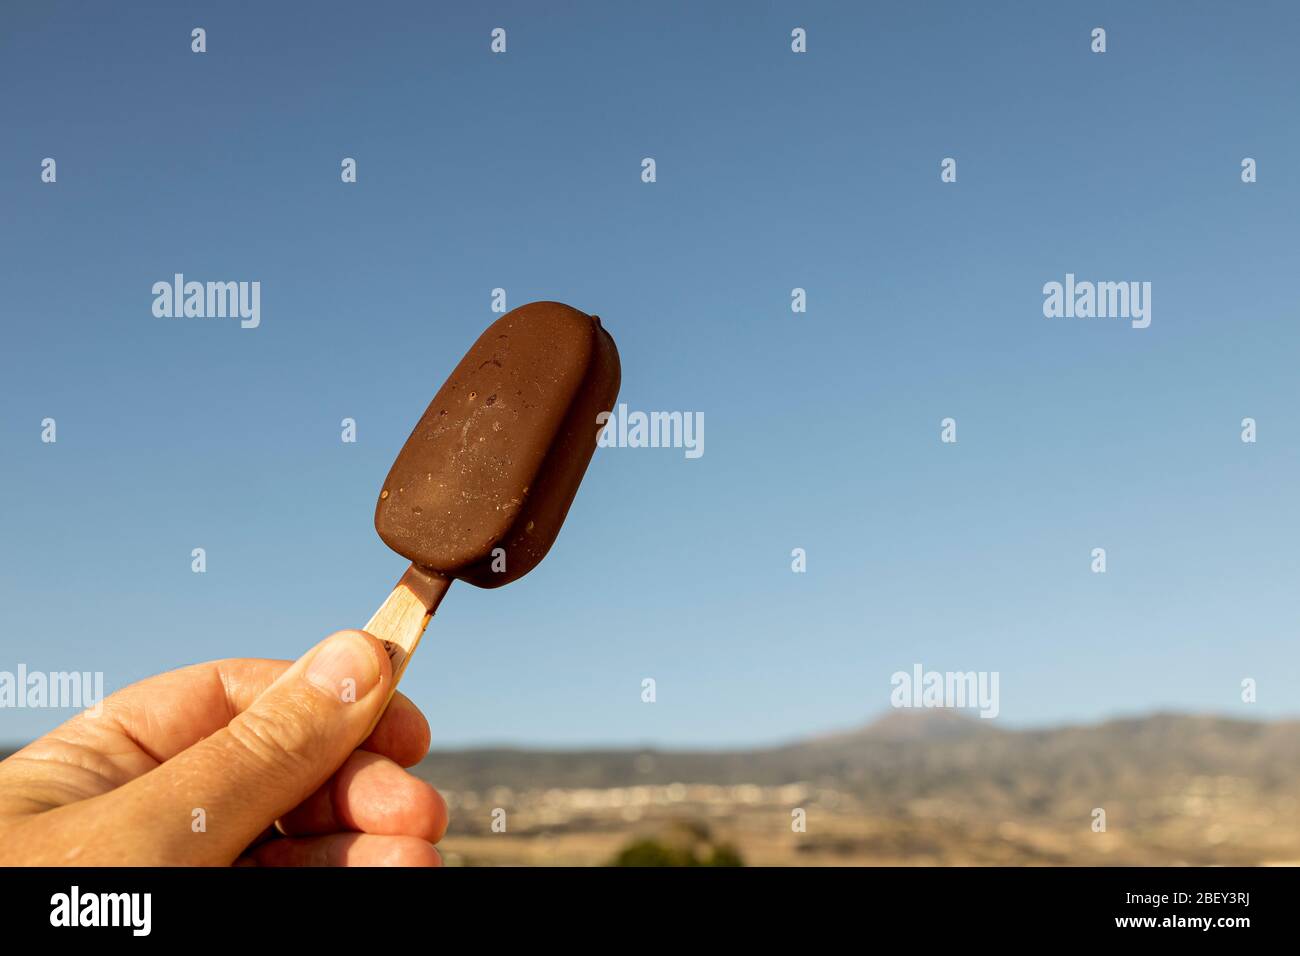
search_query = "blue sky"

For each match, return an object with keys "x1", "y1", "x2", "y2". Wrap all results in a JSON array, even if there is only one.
[{"x1": 2, "y1": 1, "x2": 1299, "y2": 746}]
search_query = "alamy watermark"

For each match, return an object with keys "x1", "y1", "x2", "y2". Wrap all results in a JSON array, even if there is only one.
[
  {"x1": 50, "y1": 886, "x2": 150, "y2": 936},
  {"x1": 1043, "y1": 273, "x2": 1151, "y2": 329},
  {"x1": 0, "y1": 665, "x2": 104, "y2": 716},
  {"x1": 597, "y1": 403, "x2": 704, "y2": 459},
  {"x1": 890, "y1": 663, "x2": 999, "y2": 719},
  {"x1": 152, "y1": 274, "x2": 261, "y2": 329}
]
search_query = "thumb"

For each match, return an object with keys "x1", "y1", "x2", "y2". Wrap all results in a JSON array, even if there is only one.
[{"x1": 109, "y1": 630, "x2": 394, "y2": 865}]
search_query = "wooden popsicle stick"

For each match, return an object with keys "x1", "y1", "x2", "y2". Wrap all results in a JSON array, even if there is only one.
[{"x1": 361, "y1": 564, "x2": 451, "y2": 732}]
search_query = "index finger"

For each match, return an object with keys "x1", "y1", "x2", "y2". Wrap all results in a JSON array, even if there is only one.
[{"x1": 60, "y1": 658, "x2": 430, "y2": 772}]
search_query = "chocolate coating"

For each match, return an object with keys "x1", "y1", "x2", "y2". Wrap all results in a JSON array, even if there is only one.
[{"x1": 375, "y1": 301, "x2": 620, "y2": 587}]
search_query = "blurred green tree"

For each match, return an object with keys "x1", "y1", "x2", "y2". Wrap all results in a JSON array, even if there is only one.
[{"x1": 609, "y1": 833, "x2": 745, "y2": 867}]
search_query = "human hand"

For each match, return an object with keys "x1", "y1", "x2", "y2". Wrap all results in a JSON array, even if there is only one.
[{"x1": 0, "y1": 630, "x2": 447, "y2": 866}]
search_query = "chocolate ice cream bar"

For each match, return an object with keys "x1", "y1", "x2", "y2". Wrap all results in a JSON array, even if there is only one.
[{"x1": 363, "y1": 302, "x2": 620, "y2": 706}]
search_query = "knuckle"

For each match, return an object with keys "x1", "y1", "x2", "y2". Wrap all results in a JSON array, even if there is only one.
[{"x1": 223, "y1": 702, "x2": 317, "y2": 778}]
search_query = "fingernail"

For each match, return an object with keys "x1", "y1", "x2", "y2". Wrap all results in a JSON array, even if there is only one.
[{"x1": 305, "y1": 632, "x2": 381, "y2": 702}]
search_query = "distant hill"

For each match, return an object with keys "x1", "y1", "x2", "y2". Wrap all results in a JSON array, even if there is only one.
[
  {"x1": 409, "y1": 710, "x2": 1300, "y2": 823},
  {"x1": 7, "y1": 712, "x2": 1299, "y2": 864},
  {"x1": 6, "y1": 711, "x2": 1295, "y2": 817}
]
